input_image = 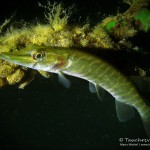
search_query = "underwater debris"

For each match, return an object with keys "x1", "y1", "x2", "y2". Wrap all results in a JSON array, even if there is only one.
[
  {"x1": 135, "y1": 67, "x2": 147, "y2": 77},
  {"x1": 0, "y1": 59, "x2": 35, "y2": 88},
  {"x1": 6, "y1": 69, "x2": 25, "y2": 85},
  {"x1": 0, "y1": 77, "x2": 6, "y2": 87}
]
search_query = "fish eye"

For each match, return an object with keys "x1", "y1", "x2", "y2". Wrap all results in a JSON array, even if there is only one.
[{"x1": 31, "y1": 50, "x2": 45, "y2": 62}]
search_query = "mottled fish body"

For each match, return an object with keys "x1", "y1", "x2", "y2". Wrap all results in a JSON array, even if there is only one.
[{"x1": 0, "y1": 45, "x2": 150, "y2": 137}]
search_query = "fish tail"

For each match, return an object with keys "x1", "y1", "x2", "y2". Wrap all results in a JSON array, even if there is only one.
[{"x1": 137, "y1": 103, "x2": 150, "y2": 137}]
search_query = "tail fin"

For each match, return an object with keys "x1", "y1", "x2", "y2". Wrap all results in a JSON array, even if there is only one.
[
  {"x1": 142, "y1": 116, "x2": 150, "y2": 137},
  {"x1": 138, "y1": 105, "x2": 150, "y2": 137}
]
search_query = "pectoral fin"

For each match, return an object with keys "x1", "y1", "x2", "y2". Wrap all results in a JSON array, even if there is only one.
[
  {"x1": 115, "y1": 100, "x2": 135, "y2": 122},
  {"x1": 58, "y1": 72, "x2": 71, "y2": 88},
  {"x1": 89, "y1": 82, "x2": 96, "y2": 93}
]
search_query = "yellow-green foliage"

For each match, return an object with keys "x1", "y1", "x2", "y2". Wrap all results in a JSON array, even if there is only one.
[
  {"x1": 72, "y1": 24, "x2": 90, "y2": 47},
  {"x1": 123, "y1": 0, "x2": 137, "y2": 5},
  {"x1": 0, "y1": 17, "x2": 12, "y2": 33},
  {"x1": 38, "y1": 2, "x2": 72, "y2": 31},
  {"x1": 90, "y1": 25, "x2": 114, "y2": 48},
  {"x1": 30, "y1": 24, "x2": 73, "y2": 47},
  {"x1": 0, "y1": 2, "x2": 115, "y2": 54},
  {"x1": 0, "y1": 26, "x2": 31, "y2": 51},
  {"x1": 123, "y1": 0, "x2": 148, "y2": 5},
  {"x1": 0, "y1": 2, "x2": 75, "y2": 51}
]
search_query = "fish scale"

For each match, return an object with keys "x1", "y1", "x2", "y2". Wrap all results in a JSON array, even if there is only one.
[
  {"x1": 0, "y1": 45, "x2": 150, "y2": 137},
  {"x1": 63, "y1": 49, "x2": 150, "y2": 136}
]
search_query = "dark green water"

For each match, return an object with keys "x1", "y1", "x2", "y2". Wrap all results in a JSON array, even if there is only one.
[
  {"x1": 0, "y1": 0, "x2": 150, "y2": 149},
  {"x1": 0, "y1": 75, "x2": 148, "y2": 150}
]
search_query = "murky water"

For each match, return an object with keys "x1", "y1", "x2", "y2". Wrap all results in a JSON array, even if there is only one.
[{"x1": 0, "y1": 0, "x2": 150, "y2": 149}]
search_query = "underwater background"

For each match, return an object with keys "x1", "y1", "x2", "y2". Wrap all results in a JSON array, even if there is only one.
[{"x1": 0, "y1": 0, "x2": 150, "y2": 149}]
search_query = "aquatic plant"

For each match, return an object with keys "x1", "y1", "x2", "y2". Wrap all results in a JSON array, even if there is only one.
[
  {"x1": 38, "y1": 2, "x2": 72, "y2": 31},
  {"x1": 134, "y1": 8, "x2": 150, "y2": 32},
  {"x1": 0, "y1": 18, "x2": 11, "y2": 34},
  {"x1": 0, "y1": 1, "x2": 149, "y2": 88}
]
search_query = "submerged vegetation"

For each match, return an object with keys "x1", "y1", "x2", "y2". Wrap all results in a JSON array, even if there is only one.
[
  {"x1": 0, "y1": 18, "x2": 11, "y2": 34},
  {"x1": 0, "y1": 0, "x2": 149, "y2": 88},
  {"x1": 38, "y1": 2, "x2": 72, "y2": 31}
]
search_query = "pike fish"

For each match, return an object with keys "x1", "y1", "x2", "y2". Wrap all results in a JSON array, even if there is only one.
[{"x1": 0, "y1": 45, "x2": 150, "y2": 137}]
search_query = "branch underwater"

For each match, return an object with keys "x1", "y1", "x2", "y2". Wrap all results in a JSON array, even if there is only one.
[{"x1": 0, "y1": 0, "x2": 150, "y2": 137}]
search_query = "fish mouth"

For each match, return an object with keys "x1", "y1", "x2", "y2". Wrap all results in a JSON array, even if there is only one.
[
  {"x1": 0, "y1": 53, "x2": 13, "y2": 62},
  {"x1": 0, "y1": 52, "x2": 35, "y2": 69}
]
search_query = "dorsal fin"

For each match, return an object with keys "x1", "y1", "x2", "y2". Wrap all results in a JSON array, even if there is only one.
[{"x1": 115, "y1": 100, "x2": 135, "y2": 122}]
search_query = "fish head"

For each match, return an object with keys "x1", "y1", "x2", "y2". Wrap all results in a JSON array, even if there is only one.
[{"x1": 0, "y1": 45, "x2": 70, "y2": 73}]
